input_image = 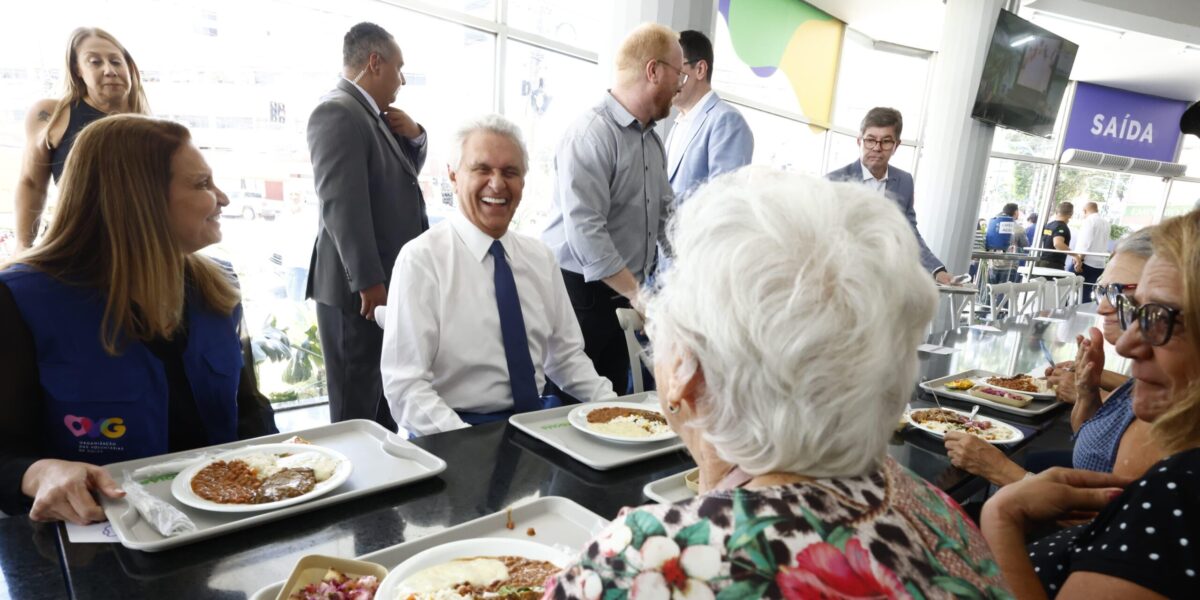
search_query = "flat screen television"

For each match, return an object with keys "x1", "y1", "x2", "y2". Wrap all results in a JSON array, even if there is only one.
[{"x1": 971, "y1": 10, "x2": 1078, "y2": 138}]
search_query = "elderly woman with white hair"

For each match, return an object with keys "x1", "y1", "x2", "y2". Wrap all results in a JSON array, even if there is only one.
[{"x1": 543, "y1": 169, "x2": 1010, "y2": 598}]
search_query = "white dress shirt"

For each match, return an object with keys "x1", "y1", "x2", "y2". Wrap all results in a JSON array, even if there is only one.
[
  {"x1": 1074, "y1": 212, "x2": 1111, "y2": 269},
  {"x1": 860, "y1": 161, "x2": 889, "y2": 193},
  {"x1": 666, "y1": 90, "x2": 715, "y2": 163},
  {"x1": 381, "y1": 212, "x2": 616, "y2": 436}
]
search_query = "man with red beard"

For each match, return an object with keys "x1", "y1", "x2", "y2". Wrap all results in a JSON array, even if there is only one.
[{"x1": 541, "y1": 23, "x2": 684, "y2": 394}]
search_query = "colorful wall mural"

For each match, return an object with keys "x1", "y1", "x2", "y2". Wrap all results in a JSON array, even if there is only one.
[{"x1": 715, "y1": 0, "x2": 845, "y2": 128}]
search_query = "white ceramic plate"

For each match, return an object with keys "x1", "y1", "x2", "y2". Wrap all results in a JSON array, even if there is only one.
[
  {"x1": 906, "y1": 408, "x2": 1024, "y2": 445},
  {"x1": 567, "y1": 400, "x2": 678, "y2": 444},
  {"x1": 376, "y1": 537, "x2": 569, "y2": 600},
  {"x1": 971, "y1": 374, "x2": 1056, "y2": 399},
  {"x1": 171, "y1": 443, "x2": 352, "y2": 513}
]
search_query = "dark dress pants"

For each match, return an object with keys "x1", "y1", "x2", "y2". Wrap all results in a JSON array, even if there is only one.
[
  {"x1": 560, "y1": 269, "x2": 630, "y2": 395},
  {"x1": 315, "y1": 301, "x2": 397, "y2": 430}
]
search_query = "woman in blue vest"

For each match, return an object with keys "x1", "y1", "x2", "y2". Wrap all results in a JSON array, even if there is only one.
[{"x1": 0, "y1": 115, "x2": 277, "y2": 524}]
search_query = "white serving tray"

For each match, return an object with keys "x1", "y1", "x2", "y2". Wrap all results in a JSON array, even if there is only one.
[
  {"x1": 920, "y1": 370, "x2": 1062, "y2": 417},
  {"x1": 99, "y1": 419, "x2": 446, "y2": 552},
  {"x1": 508, "y1": 393, "x2": 687, "y2": 470},
  {"x1": 643, "y1": 468, "x2": 697, "y2": 504},
  {"x1": 250, "y1": 495, "x2": 608, "y2": 600}
]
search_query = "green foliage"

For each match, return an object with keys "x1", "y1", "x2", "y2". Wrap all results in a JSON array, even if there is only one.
[
  {"x1": 254, "y1": 316, "x2": 324, "y2": 390},
  {"x1": 269, "y1": 390, "x2": 299, "y2": 402},
  {"x1": 252, "y1": 320, "x2": 292, "y2": 363}
]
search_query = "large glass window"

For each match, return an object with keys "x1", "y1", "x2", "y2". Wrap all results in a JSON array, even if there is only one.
[
  {"x1": 1164, "y1": 179, "x2": 1200, "y2": 219},
  {"x1": 978, "y1": 158, "x2": 1053, "y2": 222},
  {"x1": 506, "y1": 0, "x2": 599, "y2": 51},
  {"x1": 502, "y1": 41, "x2": 599, "y2": 234},
  {"x1": 831, "y1": 29, "x2": 930, "y2": 137},
  {"x1": 736, "y1": 105, "x2": 827, "y2": 175},
  {"x1": 0, "y1": 0, "x2": 598, "y2": 407},
  {"x1": 1179, "y1": 134, "x2": 1200, "y2": 178},
  {"x1": 1054, "y1": 166, "x2": 1167, "y2": 240}
]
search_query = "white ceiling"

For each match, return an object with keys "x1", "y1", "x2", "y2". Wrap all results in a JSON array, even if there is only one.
[
  {"x1": 806, "y1": 0, "x2": 1200, "y2": 101},
  {"x1": 1025, "y1": 0, "x2": 1200, "y2": 100}
]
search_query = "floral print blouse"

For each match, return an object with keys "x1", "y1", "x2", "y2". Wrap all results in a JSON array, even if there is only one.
[{"x1": 544, "y1": 457, "x2": 1011, "y2": 599}]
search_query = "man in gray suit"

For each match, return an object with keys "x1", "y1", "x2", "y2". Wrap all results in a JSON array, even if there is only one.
[
  {"x1": 306, "y1": 22, "x2": 428, "y2": 426},
  {"x1": 825, "y1": 107, "x2": 956, "y2": 284}
]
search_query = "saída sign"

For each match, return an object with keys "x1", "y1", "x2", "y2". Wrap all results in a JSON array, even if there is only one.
[{"x1": 1062, "y1": 82, "x2": 1188, "y2": 163}]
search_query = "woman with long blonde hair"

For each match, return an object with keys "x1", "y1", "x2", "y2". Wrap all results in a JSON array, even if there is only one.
[
  {"x1": 981, "y1": 210, "x2": 1200, "y2": 599},
  {"x1": 0, "y1": 115, "x2": 276, "y2": 525},
  {"x1": 13, "y1": 26, "x2": 150, "y2": 250}
]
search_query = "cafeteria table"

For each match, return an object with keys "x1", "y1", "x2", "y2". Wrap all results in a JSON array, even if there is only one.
[{"x1": 0, "y1": 304, "x2": 1101, "y2": 599}]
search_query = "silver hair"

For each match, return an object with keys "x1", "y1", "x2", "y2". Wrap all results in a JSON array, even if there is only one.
[
  {"x1": 447, "y1": 114, "x2": 529, "y2": 174},
  {"x1": 645, "y1": 167, "x2": 937, "y2": 478},
  {"x1": 1114, "y1": 226, "x2": 1155, "y2": 260}
]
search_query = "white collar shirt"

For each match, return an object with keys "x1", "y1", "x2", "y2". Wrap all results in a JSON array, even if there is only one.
[
  {"x1": 860, "y1": 161, "x2": 889, "y2": 193},
  {"x1": 344, "y1": 77, "x2": 381, "y2": 116},
  {"x1": 380, "y1": 211, "x2": 616, "y2": 436},
  {"x1": 1075, "y1": 212, "x2": 1111, "y2": 269},
  {"x1": 342, "y1": 77, "x2": 428, "y2": 147},
  {"x1": 667, "y1": 90, "x2": 715, "y2": 162}
]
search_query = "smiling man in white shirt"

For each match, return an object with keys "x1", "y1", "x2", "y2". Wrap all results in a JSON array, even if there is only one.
[{"x1": 381, "y1": 114, "x2": 616, "y2": 436}]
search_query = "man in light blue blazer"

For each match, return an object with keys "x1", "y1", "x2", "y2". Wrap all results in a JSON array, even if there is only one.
[
  {"x1": 665, "y1": 30, "x2": 754, "y2": 203},
  {"x1": 825, "y1": 107, "x2": 956, "y2": 283}
]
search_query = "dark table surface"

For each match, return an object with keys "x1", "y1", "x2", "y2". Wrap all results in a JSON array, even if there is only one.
[{"x1": 2, "y1": 306, "x2": 1102, "y2": 599}]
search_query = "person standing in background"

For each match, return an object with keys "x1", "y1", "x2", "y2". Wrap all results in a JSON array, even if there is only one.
[
  {"x1": 984, "y1": 202, "x2": 1028, "y2": 283},
  {"x1": 826, "y1": 107, "x2": 959, "y2": 284},
  {"x1": 541, "y1": 23, "x2": 682, "y2": 394},
  {"x1": 14, "y1": 27, "x2": 150, "y2": 250},
  {"x1": 306, "y1": 22, "x2": 428, "y2": 427},
  {"x1": 1038, "y1": 201, "x2": 1074, "y2": 271},
  {"x1": 664, "y1": 30, "x2": 753, "y2": 203},
  {"x1": 1072, "y1": 201, "x2": 1110, "y2": 303}
]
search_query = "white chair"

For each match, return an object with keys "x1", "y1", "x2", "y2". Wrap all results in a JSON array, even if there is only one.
[
  {"x1": 616, "y1": 308, "x2": 649, "y2": 394},
  {"x1": 1043, "y1": 275, "x2": 1083, "y2": 309},
  {"x1": 988, "y1": 281, "x2": 1043, "y2": 320}
]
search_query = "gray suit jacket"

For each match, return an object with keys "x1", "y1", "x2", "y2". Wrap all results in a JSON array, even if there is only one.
[
  {"x1": 825, "y1": 160, "x2": 945, "y2": 274},
  {"x1": 306, "y1": 79, "x2": 428, "y2": 310}
]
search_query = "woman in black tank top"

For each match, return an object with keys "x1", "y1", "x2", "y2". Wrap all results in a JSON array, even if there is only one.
[{"x1": 13, "y1": 27, "x2": 149, "y2": 250}]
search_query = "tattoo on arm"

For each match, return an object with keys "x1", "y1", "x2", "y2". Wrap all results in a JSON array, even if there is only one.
[{"x1": 37, "y1": 110, "x2": 51, "y2": 122}]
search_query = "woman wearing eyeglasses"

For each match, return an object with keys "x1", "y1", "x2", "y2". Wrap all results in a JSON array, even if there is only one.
[
  {"x1": 980, "y1": 211, "x2": 1200, "y2": 599},
  {"x1": 944, "y1": 228, "x2": 1162, "y2": 485}
]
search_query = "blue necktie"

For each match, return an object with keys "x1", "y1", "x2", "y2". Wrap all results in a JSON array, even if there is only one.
[{"x1": 490, "y1": 240, "x2": 540, "y2": 412}]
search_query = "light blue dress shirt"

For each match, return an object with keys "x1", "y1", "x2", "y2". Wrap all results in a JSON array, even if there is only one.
[{"x1": 541, "y1": 93, "x2": 672, "y2": 283}]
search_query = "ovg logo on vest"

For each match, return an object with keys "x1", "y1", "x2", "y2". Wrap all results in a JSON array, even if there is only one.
[{"x1": 64, "y1": 415, "x2": 127, "y2": 439}]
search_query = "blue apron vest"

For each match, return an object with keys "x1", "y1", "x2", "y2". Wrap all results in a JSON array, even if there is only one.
[
  {"x1": 985, "y1": 215, "x2": 1017, "y2": 250},
  {"x1": 0, "y1": 266, "x2": 242, "y2": 464}
]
